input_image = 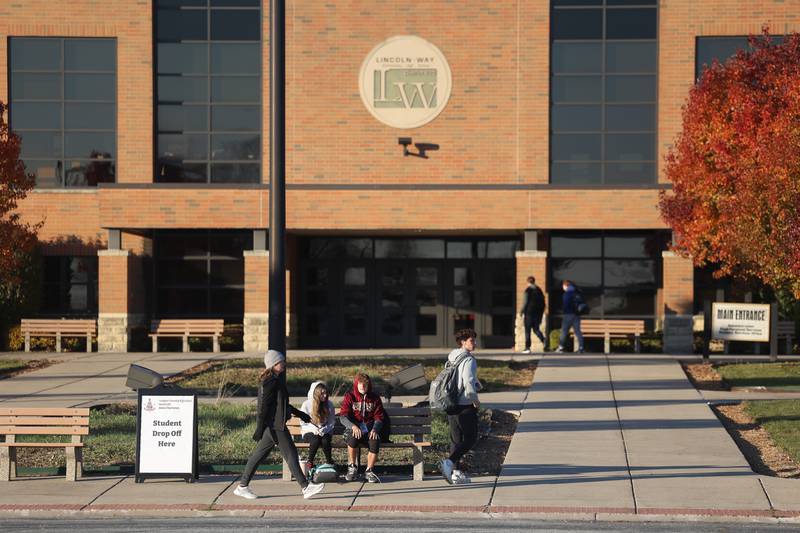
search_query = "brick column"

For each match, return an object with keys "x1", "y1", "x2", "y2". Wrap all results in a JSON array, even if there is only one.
[
  {"x1": 514, "y1": 250, "x2": 548, "y2": 352},
  {"x1": 244, "y1": 250, "x2": 269, "y2": 352},
  {"x1": 97, "y1": 249, "x2": 135, "y2": 352},
  {"x1": 662, "y1": 251, "x2": 695, "y2": 354}
]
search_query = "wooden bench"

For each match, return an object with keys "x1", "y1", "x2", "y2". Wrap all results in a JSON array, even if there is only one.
[
  {"x1": 778, "y1": 321, "x2": 796, "y2": 354},
  {"x1": 0, "y1": 408, "x2": 90, "y2": 481},
  {"x1": 283, "y1": 406, "x2": 432, "y2": 481},
  {"x1": 149, "y1": 319, "x2": 224, "y2": 353},
  {"x1": 567, "y1": 319, "x2": 646, "y2": 353},
  {"x1": 20, "y1": 319, "x2": 96, "y2": 353}
]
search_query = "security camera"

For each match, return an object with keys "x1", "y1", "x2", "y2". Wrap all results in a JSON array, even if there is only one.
[{"x1": 398, "y1": 137, "x2": 412, "y2": 147}]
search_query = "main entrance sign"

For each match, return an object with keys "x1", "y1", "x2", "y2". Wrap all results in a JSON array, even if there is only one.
[
  {"x1": 359, "y1": 35, "x2": 452, "y2": 129},
  {"x1": 711, "y1": 302, "x2": 771, "y2": 342}
]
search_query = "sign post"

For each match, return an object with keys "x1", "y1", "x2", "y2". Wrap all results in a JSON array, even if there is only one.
[{"x1": 135, "y1": 387, "x2": 198, "y2": 483}]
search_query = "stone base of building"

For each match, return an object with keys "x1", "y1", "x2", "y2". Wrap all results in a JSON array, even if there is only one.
[
  {"x1": 663, "y1": 314, "x2": 695, "y2": 354},
  {"x1": 98, "y1": 313, "x2": 144, "y2": 352},
  {"x1": 244, "y1": 313, "x2": 269, "y2": 352},
  {"x1": 514, "y1": 314, "x2": 546, "y2": 353}
]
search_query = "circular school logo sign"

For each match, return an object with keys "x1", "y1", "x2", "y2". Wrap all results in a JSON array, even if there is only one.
[{"x1": 359, "y1": 35, "x2": 452, "y2": 129}]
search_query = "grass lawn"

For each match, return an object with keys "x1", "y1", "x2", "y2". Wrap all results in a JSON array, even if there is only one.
[
  {"x1": 170, "y1": 356, "x2": 536, "y2": 398},
  {"x1": 15, "y1": 402, "x2": 455, "y2": 470},
  {"x1": 743, "y1": 400, "x2": 800, "y2": 464},
  {"x1": 716, "y1": 362, "x2": 800, "y2": 391}
]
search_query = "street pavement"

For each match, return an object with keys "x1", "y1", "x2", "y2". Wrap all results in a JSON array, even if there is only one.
[{"x1": 1, "y1": 349, "x2": 800, "y2": 523}]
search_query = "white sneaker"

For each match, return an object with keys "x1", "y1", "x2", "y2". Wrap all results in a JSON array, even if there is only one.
[
  {"x1": 440, "y1": 458, "x2": 454, "y2": 484},
  {"x1": 451, "y1": 470, "x2": 471, "y2": 484},
  {"x1": 302, "y1": 482, "x2": 324, "y2": 499},
  {"x1": 521, "y1": 349, "x2": 531, "y2": 354},
  {"x1": 233, "y1": 484, "x2": 257, "y2": 499},
  {"x1": 555, "y1": 346, "x2": 564, "y2": 353}
]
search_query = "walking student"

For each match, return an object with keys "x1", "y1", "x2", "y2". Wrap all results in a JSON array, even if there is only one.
[
  {"x1": 299, "y1": 381, "x2": 336, "y2": 469},
  {"x1": 519, "y1": 275, "x2": 546, "y2": 353},
  {"x1": 440, "y1": 328, "x2": 482, "y2": 485},
  {"x1": 233, "y1": 350, "x2": 325, "y2": 500},
  {"x1": 339, "y1": 373, "x2": 386, "y2": 483},
  {"x1": 556, "y1": 279, "x2": 585, "y2": 353}
]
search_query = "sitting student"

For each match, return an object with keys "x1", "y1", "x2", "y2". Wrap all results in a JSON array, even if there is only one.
[
  {"x1": 300, "y1": 381, "x2": 336, "y2": 470},
  {"x1": 339, "y1": 373, "x2": 386, "y2": 483}
]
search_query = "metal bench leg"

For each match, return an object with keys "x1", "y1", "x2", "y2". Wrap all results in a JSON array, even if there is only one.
[
  {"x1": 56, "y1": 333, "x2": 62, "y2": 353},
  {"x1": 635, "y1": 335, "x2": 641, "y2": 353},
  {"x1": 604, "y1": 333, "x2": 610, "y2": 354},
  {"x1": 182, "y1": 335, "x2": 189, "y2": 353},
  {"x1": 282, "y1": 458, "x2": 291, "y2": 481},
  {"x1": 213, "y1": 335, "x2": 220, "y2": 353},
  {"x1": 24, "y1": 333, "x2": 30, "y2": 353},
  {"x1": 412, "y1": 443, "x2": 424, "y2": 481}
]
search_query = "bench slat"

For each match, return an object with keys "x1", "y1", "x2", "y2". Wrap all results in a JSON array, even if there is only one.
[
  {"x1": 0, "y1": 408, "x2": 89, "y2": 417},
  {"x1": 0, "y1": 442, "x2": 84, "y2": 448},
  {"x1": 0, "y1": 417, "x2": 89, "y2": 426},
  {"x1": 0, "y1": 426, "x2": 89, "y2": 435},
  {"x1": 385, "y1": 407, "x2": 431, "y2": 416}
]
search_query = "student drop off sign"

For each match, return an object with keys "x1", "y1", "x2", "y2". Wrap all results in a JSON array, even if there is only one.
[
  {"x1": 136, "y1": 392, "x2": 197, "y2": 479},
  {"x1": 711, "y1": 302, "x2": 771, "y2": 342}
]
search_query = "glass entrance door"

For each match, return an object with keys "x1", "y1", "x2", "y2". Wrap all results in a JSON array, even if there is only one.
[
  {"x1": 447, "y1": 262, "x2": 482, "y2": 341},
  {"x1": 375, "y1": 263, "x2": 412, "y2": 347},
  {"x1": 413, "y1": 263, "x2": 445, "y2": 347}
]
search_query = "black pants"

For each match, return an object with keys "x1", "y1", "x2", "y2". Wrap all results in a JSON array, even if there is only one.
[
  {"x1": 524, "y1": 313, "x2": 546, "y2": 349},
  {"x1": 302, "y1": 432, "x2": 333, "y2": 464},
  {"x1": 346, "y1": 429, "x2": 380, "y2": 454},
  {"x1": 240, "y1": 427, "x2": 307, "y2": 489},
  {"x1": 447, "y1": 404, "x2": 478, "y2": 467}
]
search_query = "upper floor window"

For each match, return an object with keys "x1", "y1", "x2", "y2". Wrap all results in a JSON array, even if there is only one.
[
  {"x1": 9, "y1": 38, "x2": 116, "y2": 187},
  {"x1": 155, "y1": 0, "x2": 262, "y2": 184},
  {"x1": 550, "y1": 0, "x2": 657, "y2": 185},
  {"x1": 696, "y1": 35, "x2": 784, "y2": 79}
]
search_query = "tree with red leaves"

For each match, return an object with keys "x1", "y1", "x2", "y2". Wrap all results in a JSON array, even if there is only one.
[
  {"x1": 0, "y1": 101, "x2": 39, "y2": 289},
  {"x1": 660, "y1": 31, "x2": 800, "y2": 298}
]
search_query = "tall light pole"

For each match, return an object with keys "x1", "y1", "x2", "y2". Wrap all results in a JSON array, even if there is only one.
[{"x1": 268, "y1": 0, "x2": 286, "y2": 354}]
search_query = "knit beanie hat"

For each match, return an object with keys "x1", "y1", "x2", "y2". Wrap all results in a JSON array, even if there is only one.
[{"x1": 264, "y1": 349, "x2": 286, "y2": 369}]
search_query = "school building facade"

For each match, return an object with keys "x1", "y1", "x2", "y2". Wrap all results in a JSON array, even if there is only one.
[{"x1": 4, "y1": 1, "x2": 799, "y2": 352}]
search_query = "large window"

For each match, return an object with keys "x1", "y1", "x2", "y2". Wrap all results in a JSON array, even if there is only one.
[
  {"x1": 42, "y1": 256, "x2": 98, "y2": 315},
  {"x1": 154, "y1": 230, "x2": 252, "y2": 318},
  {"x1": 550, "y1": 0, "x2": 657, "y2": 185},
  {"x1": 548, "y1": 232, "x2": 667, "y2": 325},
  {"x1": 155, "y1": 0, "x2": 262, "y2": 184},
  {"x1": 9, "y1": 38, "x2": 116, "y2": 187}
]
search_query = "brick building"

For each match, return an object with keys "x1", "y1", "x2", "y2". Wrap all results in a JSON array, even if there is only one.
[{"x1": 3, "y1": 1, "x2": 798, "y2": 352}]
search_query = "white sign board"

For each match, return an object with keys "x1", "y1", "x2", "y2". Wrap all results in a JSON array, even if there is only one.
[
  {"x1": 711, "y1": 303, "x2": 771, "y2": 342},
  {"x1": 138, "y1": 394, "x2": 195, "y2": 474}
]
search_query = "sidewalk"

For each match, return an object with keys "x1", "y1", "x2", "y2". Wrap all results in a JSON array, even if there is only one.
[{"x1": 1, "y1": 352, "x2": 800, "y2": 523}]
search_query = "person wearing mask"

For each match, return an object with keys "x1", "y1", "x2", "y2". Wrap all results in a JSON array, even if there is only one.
[{"x1": 233, "y1": 350, "x2": 325, "y2": 500}]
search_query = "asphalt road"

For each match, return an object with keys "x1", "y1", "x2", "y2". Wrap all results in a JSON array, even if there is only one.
[{"x1": 4, "y1": 517, "x2": 800, "y2": 532}]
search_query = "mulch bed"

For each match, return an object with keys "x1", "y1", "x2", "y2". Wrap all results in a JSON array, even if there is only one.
[
  {"x1": 682, "y1": 362, "x2": 730, "y2": 391},
  {"x1": 0, "y1": 359, "x2": 53, "y2": 380}
]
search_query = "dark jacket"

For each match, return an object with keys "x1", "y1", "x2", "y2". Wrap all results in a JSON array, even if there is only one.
[
  {"x1": 338, "y1": 377, "x2": 386, "y2": 433},
  {"x1": 562, "y1": 286, "x2": 578, "y2": 315},
  {"x1": 520, "y1": 285, "x2": 545, "y2": 317},
  {"x1": 253, "y1": 373, "x2": 308, "y2": 439}
]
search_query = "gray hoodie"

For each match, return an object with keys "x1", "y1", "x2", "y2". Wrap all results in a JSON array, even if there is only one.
[
  {"x1": 447, "y1": 348, "x2": 481, "y2": 405},
  {"x1": 299, "y1": 381, "x2": 336, "y2": 436}
]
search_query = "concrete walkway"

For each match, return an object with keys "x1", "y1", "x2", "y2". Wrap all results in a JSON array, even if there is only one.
[{"x1": 2, "y1": 351, "x2": 800, "y2": 522}]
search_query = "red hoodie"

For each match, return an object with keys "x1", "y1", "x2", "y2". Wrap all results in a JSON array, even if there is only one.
[{"x1": 339, "y1": 376, "x2": 386, "y2": 432}]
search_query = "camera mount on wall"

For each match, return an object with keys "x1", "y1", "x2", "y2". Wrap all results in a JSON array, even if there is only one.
[{"x1": 398, "y1": 137, "x2": 439, "y2": 159}]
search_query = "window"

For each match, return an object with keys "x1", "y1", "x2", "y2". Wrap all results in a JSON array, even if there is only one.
[
  {"x1": 695, "y1": 35, "x2": 784, "y2": 79},
  {"x1": 154, "y1": 230, "x2": 252, "y2": 318},
  {"x1": 550, "y1": 0, "x2": 657, "y2": 185},
  {"x1": 10, "y1": 38, "x2": 116, "y2": 187},
  {"x1": 548, "y1": 232, "x2": 667, "y2": 322},
  {"x1": 155, "y1": 0, "x2": 262, "y2": 184},
  {"x1": 42, "y1": 256, "x2": 98, "y2": 315},
  {"x1": 304, "y1": 238, "x2": 520, "y2": 260}
]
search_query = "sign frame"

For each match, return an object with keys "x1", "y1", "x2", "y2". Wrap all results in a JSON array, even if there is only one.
[
  {"x1": 711, "y1": 302, "x2": 771, "y2": 342},
  {"x1": 134, "y1": 386, "x2": 198, "y2": 483}
]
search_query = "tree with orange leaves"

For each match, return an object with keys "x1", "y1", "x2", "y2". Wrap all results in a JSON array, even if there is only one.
[{"x1": 660, "y1": 31, "x2": 800, "y2": 298}]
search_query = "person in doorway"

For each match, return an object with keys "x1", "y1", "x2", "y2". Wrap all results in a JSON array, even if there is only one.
[
  {"x1": 556, "y1": 280, "x2": 584, "y2": 353},
  {"x1": 339, "y1": 373, "x2": 386, "y2": 483},
  {"x1": 233, "y1": 350, "x2": 325, "y2": 500},
  {"x1": 519, "y1": 275, "x2": 547, "y2": 353},
  {"x1": 300, "y1": 381, "x2": 336, "y2": 470},
  {"x1": 440, "y1": 328, "x2": 482, "y2": 485}
]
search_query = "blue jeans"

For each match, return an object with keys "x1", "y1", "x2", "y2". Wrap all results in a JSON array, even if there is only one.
[{"x1": 559, "y1": 313, "x2": 584, "y2": 351}]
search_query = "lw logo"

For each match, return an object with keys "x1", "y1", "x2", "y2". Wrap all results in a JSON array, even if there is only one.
[{"x1": 373, "y1": 69, "x2": 438, "y2": 109}]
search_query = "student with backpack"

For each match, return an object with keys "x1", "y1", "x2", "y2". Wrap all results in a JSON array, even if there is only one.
[
  {"x1": 556, "y1": 279, "x2": 586, "y2": 353},
  {"x1": 339, "y1": 373, "x2": 386, "y2": 483},
  {"x1": 233, "y1": 350, "x2": 325, "y2": 500},
  {"x1": 299, "y1": 381, "x2": 336, "y2": 470},
  {"x1": 439, "y1": 328, "x2": 482, "y2": 485}
]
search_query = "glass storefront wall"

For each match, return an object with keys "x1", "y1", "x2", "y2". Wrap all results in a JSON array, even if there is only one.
[
  {"x1": 548, "y1": 231, "x2": 668, "y2": 329},
  {"x1": 299, "y1": 237, "x2": 519, "y2": 348}
]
